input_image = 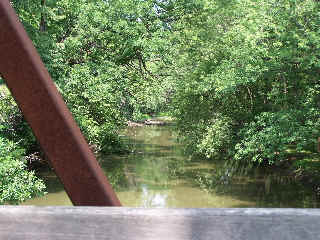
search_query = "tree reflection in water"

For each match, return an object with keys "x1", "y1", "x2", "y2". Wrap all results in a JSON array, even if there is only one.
[{"x1": 22, "y1": 125, "x2": 320, "y2": 208}]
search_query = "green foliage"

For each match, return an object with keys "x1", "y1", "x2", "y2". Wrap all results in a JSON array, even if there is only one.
[
  {"x1": 6, "y1": 0, "x2": 320, "y2": 197},
  {"x1": 0, "y1": 1, "x2": 183, "y2": 204},
  {"x1": 0, "y1": 91, "x2": 45, "y2": 204},
  {"x1": 60, "y1": 65, "x2": 125, "y2": 152},
  {"x1": 197, "y1": 115, "x2": 234, "y2": 159},
  {"x1": 51, "y1": 0, "x2": 175, "y2": 120},
  {"x1": 8, "y1": 0, "x2": 177, "y2": 154},
  {"x1": 0, "y1": 93, "x2": 38, "y2": 154},
  {"x1": 0, "y1": 137, "x2": 45, "y2": 204},
  {"x1": 172, "y1": 0, "x2": 320, "y2": 171},
  {"x1": 234, "y1": 110, "x2": 320, "y2": 167}
]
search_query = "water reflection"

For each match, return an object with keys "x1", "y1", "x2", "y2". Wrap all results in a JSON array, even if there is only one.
[{"x1": 23, "y1": 125, "x2": 319, "y2": 207}]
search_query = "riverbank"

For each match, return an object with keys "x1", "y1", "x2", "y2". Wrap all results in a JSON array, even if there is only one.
[
  {"x1": 22, "y1": 124, "x2": 319, "y2": 207},
  {"x1": 130, "y1": 115, "x2": 320, "y2": 198},
  {"x1": 127, "y1": 115, "x2": 175, "y2": 127},
  {"x1": 291, "y1": 153, "x2": 320, "y2": 195}
]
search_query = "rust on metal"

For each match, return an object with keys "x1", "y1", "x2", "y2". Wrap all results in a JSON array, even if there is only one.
[{"x1": 0, "y1": 1, "x2": 121, "y2": 206}]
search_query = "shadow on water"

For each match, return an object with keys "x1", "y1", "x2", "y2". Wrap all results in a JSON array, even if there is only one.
[
  {"x1": 217, "y1": 174, "x2": 319, "y2": 208},
  {"x1": 22, "y1": 124, "x2": 320, "y2": 207},
  {"x1": 190, "y1": 163, "x2": 320, "y2": 208}
]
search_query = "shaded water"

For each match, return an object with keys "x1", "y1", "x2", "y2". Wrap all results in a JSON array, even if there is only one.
[{"x1": 23, "y1": 125, "x2": 319, "y2": 207}]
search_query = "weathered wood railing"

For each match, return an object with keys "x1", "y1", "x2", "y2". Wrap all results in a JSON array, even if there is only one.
[{"x1": 1, "y1": 206, "x2": 320, "y2": 240}]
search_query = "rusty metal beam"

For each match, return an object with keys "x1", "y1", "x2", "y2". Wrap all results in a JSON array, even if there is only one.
[{"x1": 0, "y1": 1, "x2": 121, "y2": 206}]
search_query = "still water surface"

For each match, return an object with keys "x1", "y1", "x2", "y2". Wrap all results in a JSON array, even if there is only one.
[{"x1": 23, "y1": 125, "x2": 319, "y2": 207}]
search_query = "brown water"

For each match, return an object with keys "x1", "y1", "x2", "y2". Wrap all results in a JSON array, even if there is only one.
[{"x1": 22, "y1": 124, "x2": 320, "y2": 207}]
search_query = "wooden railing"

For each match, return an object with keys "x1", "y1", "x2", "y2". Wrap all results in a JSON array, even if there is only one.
[{"x1": 1, "y1": 206, "x2": 320, "y2": 240}]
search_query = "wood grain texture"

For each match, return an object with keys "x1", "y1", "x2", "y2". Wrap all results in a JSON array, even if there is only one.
[{"x1": 1, "y1": 206, "x2": 320, "y2": 240}]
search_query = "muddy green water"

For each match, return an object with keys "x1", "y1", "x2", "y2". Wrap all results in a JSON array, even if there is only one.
[{"x1": 23, "y1": 125, "x2": 319, "y2": 207}]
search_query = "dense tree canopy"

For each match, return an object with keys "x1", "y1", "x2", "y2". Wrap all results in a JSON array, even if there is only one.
[
  {"x1": 172, "y1": 0, "x2": 320, "y2": 171},
  {"x1": 0, "y1": 0, "x2": 319, "y2": 203}
]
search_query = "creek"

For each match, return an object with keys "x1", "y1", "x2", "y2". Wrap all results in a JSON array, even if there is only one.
[{"x1": 22, "y1": 124, "x2": 319, "y2": 207}]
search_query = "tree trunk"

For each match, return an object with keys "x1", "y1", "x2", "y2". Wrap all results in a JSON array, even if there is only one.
[{"x1": 39, "y1": 0, "x2": 46, "y2": 32}]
